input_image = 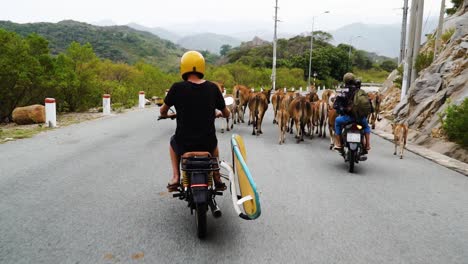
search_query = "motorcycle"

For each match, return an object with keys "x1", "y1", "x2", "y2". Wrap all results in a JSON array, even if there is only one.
[
  {"x1": 158, "y1": 113, "x2": 261, "y2": 238},
  {"x1": 176, "y1": 152, "x2": 224, "y2": 238},
  {"x1": 341, "y1": 122, "x2": 367, "y2": 173},
  {"x1": 158, "y1": 115, "x2": 223, "y2": 238}
]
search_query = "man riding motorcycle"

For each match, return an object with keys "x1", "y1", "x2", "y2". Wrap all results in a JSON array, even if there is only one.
[
  {"x1": 160, "y1": 51, "x2": 230, "y2": 192},
  {"x1": 333, "y1": 73, "x2": 371, "y2": 154}
]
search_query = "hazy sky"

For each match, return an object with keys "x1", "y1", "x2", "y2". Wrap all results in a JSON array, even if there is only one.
[{"x1": 2, "y1": 0, "x2": 445, "y2": 33}]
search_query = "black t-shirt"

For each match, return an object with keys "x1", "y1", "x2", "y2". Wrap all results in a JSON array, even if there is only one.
[{"x1": 164, "y1": 80, "x2": 226, "y2": 147}]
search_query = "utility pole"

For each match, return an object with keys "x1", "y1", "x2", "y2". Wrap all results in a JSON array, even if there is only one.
[
  {"x1": 348, "y1": 35, "x2": 361, "y2": 69},
  {"x1": 307, "y1": 16, "x2": 316, "y2": 89},
  {"x1": 399, "y1": 0, "x2": 409, "y2": 64},
  {"x1": 411, "y1": 0, "x2": 424, "y2": 84},
  {"x1": 434, "y1": 0, "x2": 445, "y2": 60},
  {"x1": 271, "y1": 0, "x2": 279, "y2": 91},
  {"x1": 401, "y1": 0, "x2": 418, "y2": 101},
  {"x1": 307, "y1": 11, "x2": 329, "y2": 90}
]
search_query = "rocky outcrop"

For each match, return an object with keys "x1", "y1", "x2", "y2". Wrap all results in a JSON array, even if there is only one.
[
  {"x1": 377, "y1": 5, "x2": 468, "y2": 163},
  {"x1": 393, "y1": 8, "x2": 467, "y2": 133},
  {"x1": 12, "y1": 105, "x2": 46, "y2": 125}
]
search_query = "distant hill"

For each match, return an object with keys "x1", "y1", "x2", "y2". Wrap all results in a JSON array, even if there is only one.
[
  {"x1": 330, "y1": 23, "x2": 401, "y2": 58},
  {"x1": 331, "y1": 19, "x2": 438, "y2": 58},
  {"x1": 127, "y1": 23, "x2": 181, "y2": 43},
  {"x1": 0, "y1": 20, "x2": 185, "y2": 69},
  {"x1": 176, "y1": 33, "x2": 242, "y2": 54}
]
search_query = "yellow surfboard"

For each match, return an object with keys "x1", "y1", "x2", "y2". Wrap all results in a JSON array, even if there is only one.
[{"x1": 231, "y1": 134, "x2": 261, "y2": 219}]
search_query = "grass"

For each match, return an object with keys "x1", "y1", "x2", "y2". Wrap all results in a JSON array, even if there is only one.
[
  {"x1": 0, "y1": 125, "x2": 50, "y2": 143},
  {"x1": 0, "y1": 111, "x2": 104, "y2": 143},
  {"x1": 354, "y1": 68, "x2": 391, "y2": 83}
]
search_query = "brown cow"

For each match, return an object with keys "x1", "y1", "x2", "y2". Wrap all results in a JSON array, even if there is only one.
[
  {"x1": 392, "y1": 123, "x2": 408, "y2": 159},
  {"x1": 233, "y1": 85, "x2": 252, "y2": 123},
  {"x1": 289, "y1": 96, "x2": 312, "y2": 143},
  {"x1": 368, "y1": 92, "x2": 382, "y2": 129},
  {"x1": 313, "y1": 100, "x2": 328, "y2": 138},
  {"x1": 284, "y1": 91, "x2": 300, "y2": 134},
  {"x1": 221, "y1": 94, "x2": 237, "y2": 133},
  {"x1": 276, "y1": 99, "x2": 290, "y2": 144},
  {"x1": 271, "y1": 90, "x2": 285, "y2": 124},
  {"x1": 306, "y1": 91, "x2": 319, "y2": 103},
  {"x1": 248, "y1": 89, "x2": 271, "y2": 135},
  {"x1": 327, "y1": 108, "x2": 338, "y2": 149},
  {"x1": 321, "y1": 89, "x2": 336, "y2": 109}
]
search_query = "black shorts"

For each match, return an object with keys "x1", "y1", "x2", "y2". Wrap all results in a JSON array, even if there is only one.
[{"x1": 170, "y1": 135, "x2": 217, "y2": 156}]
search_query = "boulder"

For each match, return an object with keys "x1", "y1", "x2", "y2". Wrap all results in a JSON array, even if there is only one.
[
  {"x1": 408, "y1": 72, "x2": 443, "y2": 104},
  {"x1": 12, "y1": 105, "x2": 46, "y2": 125}
]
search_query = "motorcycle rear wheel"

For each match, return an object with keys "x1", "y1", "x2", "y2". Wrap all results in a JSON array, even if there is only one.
[
  {"x1": 195, "y1": 203, "x2": 207, "y2": 238},
  {"x1": 348, "y1": 150, "x2": 355, "y2": 173}
]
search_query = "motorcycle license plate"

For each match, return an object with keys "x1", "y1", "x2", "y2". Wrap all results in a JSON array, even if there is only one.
[{"x1": 347, "y1": 133, "x2": 361, "y2": 143}]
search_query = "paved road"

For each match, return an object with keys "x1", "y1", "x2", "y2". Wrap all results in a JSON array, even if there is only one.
[{"x1": 1, "y1": 107, "x2": 467, "y2": 264}]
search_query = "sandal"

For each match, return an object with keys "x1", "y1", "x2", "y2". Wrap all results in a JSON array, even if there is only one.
[
  {"x1": 167, "y1": 182, "x2": 180, "y2": 192},
  {"x1": 333, "y1": 145, "x2": 345, "y2": 156}
]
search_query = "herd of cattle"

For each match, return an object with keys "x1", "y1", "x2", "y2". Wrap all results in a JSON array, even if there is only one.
[{"x1": 215, "y1": 83, "x2": 383, "y2": 148}]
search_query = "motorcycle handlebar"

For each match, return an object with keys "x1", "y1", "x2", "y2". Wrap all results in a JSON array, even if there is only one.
[{"x1": 157, "y1": 115, "x2": 176, "y2": 120}]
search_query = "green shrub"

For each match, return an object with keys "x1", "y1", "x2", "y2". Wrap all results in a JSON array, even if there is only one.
[
  {"x1": 441, "y1": 28, "x2": 455, "y2": 43},
  {"x1": 124, "y1": 100, "x2": 136, "y2": 109},
  {"x1": 442, "y1": 98, "x2": 468, "y2": 147},
  {"x1": 393, "y1": 65, "x2": 404, "y2": 89},
  {"x1": 415, "y1": 51, "x2": 434, "y2": 72},
  {"x1": 446, "y1": 0, "x2": 462, "y2": 15}
]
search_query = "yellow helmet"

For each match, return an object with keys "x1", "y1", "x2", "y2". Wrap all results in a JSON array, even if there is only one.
[{"x1": 180, "y1": 51, "x2": 205, "y2": 80}]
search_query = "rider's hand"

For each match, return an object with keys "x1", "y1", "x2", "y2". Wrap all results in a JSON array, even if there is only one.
[{"x1": 168, "y1": 113, "x2": 176, "y2": 120}]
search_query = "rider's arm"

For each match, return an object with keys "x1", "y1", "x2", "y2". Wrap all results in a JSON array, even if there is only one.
[
  {"x1": 213, "y1": 83, "x2": 228, "y2": 118},
  {"x1": 160, "y1": 84, "x2": 177, "y2": 118}
]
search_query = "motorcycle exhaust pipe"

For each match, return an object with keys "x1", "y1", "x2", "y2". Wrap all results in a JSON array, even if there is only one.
[{"x1": 209, "y1": 200, "x2": 222, "y2": 218}]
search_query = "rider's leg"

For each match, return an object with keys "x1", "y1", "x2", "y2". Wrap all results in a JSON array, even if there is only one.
[
  {"x1": 364, "y1": 133, "x2": 370, "y2": 150},
  {"x1": 169, "y1": 145, "x2": 181, "y2": 185},
  {"x1": 334, "y1": 115, "x2": 351, "y2": 149},
  {"x1": 211, "y1": 146, "x2": 226, "y2": 190},
  {"x1": 360, "y1": 117, "x2": 371, "y2": 150},
  {"x1": 168, "y1": 136, "x2": 182, "y2": 187}
]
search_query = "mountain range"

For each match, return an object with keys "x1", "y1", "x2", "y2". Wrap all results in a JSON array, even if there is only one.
[
  {"x1": 124, "y1": 18, "x2": 438, "y2": 58},
  {"x1": 0, "y1": 20, "x2": 185, "y2": 69}
]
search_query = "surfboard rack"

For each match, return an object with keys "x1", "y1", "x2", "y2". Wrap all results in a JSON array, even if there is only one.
[{"x1": 219, "y1": 134, "x2": 261, "y2": 220}]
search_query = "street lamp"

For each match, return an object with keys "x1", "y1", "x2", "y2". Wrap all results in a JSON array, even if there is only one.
[
  {"x1": 307, "y1": 11, "x2": 330, "y2": 90},
  {"x1": 348, "y1": 35, "x2": 362, "y2": 69}
]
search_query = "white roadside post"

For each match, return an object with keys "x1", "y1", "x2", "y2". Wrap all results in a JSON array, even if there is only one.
[
  {"x1": 45, "y1": 98, "x2": 57, "y2": 128},
  {"x1": 102, "y1": 94, "x2": 111, "y2": 115},
  {"x1": 138, "y1": 91, "x2": 145, "y2": 109},
  {"x1": 283, "y1": 87, "x2": 286, "y2": 93},
  {"x1": 299, "y1": 87, "x2": 303, "y2": 92}
]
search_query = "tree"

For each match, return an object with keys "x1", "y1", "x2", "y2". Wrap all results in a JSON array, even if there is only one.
[
  {"x1": 0, "y1": 30, "x2": 54, "y2": 121},
  {"x1": 54, "y1": 42, "x2": 100, "y2": 112},
  {"x1": 220, "y1": 44, "x2": 232, "y2": 56},
  {"x1": 380, "y1": 60, "x2": 398, "y2": 72},
  {"x1": 353, "y1": 50, "x2": 373, "y2": 69}
]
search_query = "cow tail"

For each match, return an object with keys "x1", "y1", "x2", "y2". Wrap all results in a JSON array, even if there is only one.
[
  {"x1": 235, "y1": 88, "x2": 240, "y2": 105},
  {"x1": 254, "y1": 95, "x2": 260, "y2": 128},
  {"x1": 301, "y1": 100, "x2": 305, "y2": 132}
]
